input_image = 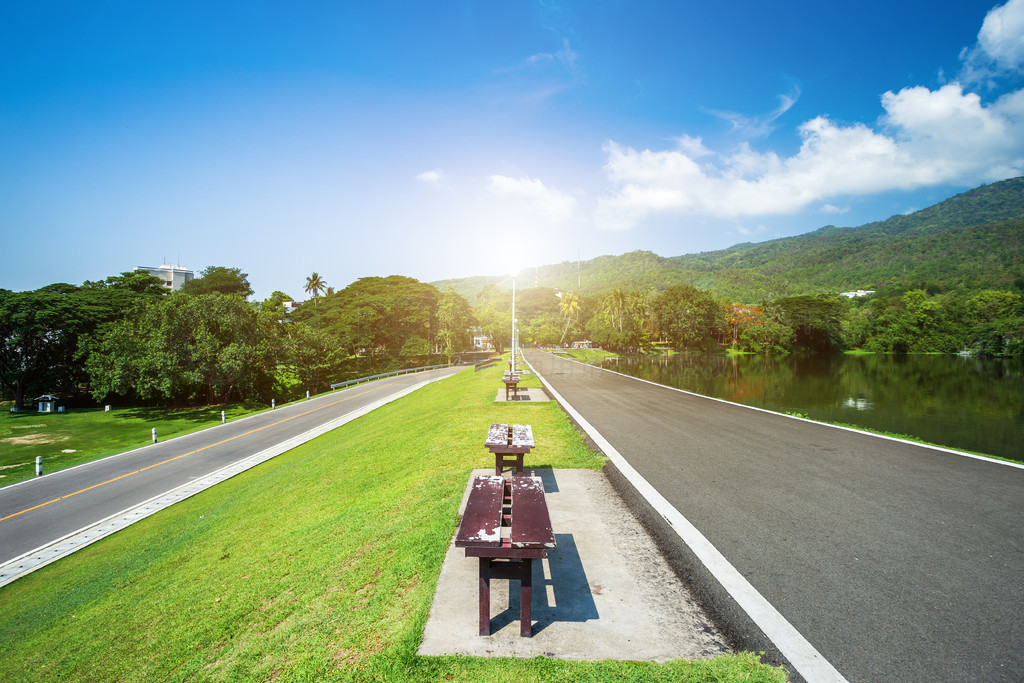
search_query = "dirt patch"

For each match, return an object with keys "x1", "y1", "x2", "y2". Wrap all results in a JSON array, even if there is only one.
[{"x1": 0, "y1": 434, "x2": 69, "y2": 446}]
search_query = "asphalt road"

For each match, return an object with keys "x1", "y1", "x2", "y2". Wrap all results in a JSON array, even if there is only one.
[
  {"x1": 0, "y1": 367, "x2": 460, "y2": 566},
  {"x1": 525, "y1": 349, "x2": 1023, "y2": 682}
]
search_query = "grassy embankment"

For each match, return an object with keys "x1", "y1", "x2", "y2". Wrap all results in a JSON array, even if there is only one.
[
  {"x1": 0, "y1": 403, "x2": 273, "y2": 488},
  {"x1": 0, "y1": 360, "x2": 786, "y2": 682}
]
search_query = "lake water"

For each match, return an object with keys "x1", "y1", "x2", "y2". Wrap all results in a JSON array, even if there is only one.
[{"x1": 591, "y1": 352, "x2": 1024, "y2": 461}]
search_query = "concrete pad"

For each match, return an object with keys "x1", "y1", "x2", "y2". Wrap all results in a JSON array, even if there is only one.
[
  {"x1": 493, "y1": 388, "x2": 550, "y2": 402},
  {"x1": 418, "y1": 468, "x2": 728, "y2": 661}
]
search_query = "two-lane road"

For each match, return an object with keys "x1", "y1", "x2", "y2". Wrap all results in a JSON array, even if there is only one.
[
  {"x1": 525, "y1": 349, "x2": 1023, "y2": 682},
  {"x1": 1, "y1": 367, "x2": 460, "y2": 569}
]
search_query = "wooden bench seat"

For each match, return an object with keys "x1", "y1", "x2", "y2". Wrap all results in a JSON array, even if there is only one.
[
  {"x1": 501, "y1": 373, "x2": 522, "y2": 401},
  {"x1": 455, "y1": 474, "x2": 555, "y2": 636},
  {"x1": 485, "y1": 423, "x2": 535, "y2": 476}
]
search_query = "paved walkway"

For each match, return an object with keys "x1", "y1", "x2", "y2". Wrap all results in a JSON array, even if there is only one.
[
  {"x1": 419, "y1": 468, "x2": 727, "y2": 661},
  {"x1": 524, "y1": 349, "x2": 1024, "y2": 683}
]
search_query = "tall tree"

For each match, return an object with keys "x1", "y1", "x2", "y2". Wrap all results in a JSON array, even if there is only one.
[
  {"x1": 0, "y1": 284, "x2": 145, "y2": 409},
  {"x1": 82, "y1": 270, "x2": 169, "y2": 296},
  {"x1": 558, "y1": 292, "x2": 581, "y2": 345},
  {"x1": 179, "y1": 266, "x2": 254, "y2": 298},
  {"x1": 84, "y1": 294, "x2": 274, "y2": 404},
  {"x1": 651, "y1": 285, "x2": 724, "y2": 351},
  {"x1": 436, "y1": 287, "x2": 475, "y2": 358},
  {"x1": 304, "y1": 272, "x2": 327, "y2": 305},
  {"x1": 278, "y1": 322, "x2": 347, "y2": 395},
  {"x1": 474, "y1": 284, "x2": 511, "y2": 352},
  {"x1": 296, "y1": 276, "x2": 440, "y2": 357},
  {"x1": 774, "y1": 294, "x2": 848, "y2": 352}
]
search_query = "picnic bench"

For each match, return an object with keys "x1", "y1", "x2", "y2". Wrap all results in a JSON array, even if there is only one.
[
  {"x1": 502, "y1": 372, "x2": 522, "y2": 401},
  {"x1": 485, "y1": 423, "x2": 535, "y2": 476},
  {"x1": 454, "y1": 474, "x2": 555, "y2": 636}
]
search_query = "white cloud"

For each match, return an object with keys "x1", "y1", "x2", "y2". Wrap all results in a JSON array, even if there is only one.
[
  {"x1": 597, "y1": 85, "x2": 1024, "y2": 229},
  {"x1": 978, "y1": 0, "x2": 1024, "y2": 70},
  {"x1": 820, "y1": 203, "x2": 848, "y2": 214},
  {"x1": 961, "y1": 0, "x2": 1024, "y2": 85},
  {"x1": 595, "y1": 2, "x2": 1024, "y2": 230},
  {"x1": 705, "y1": 85, "x2": 802, "y2": 140},
  {"x1": 416, "y1": 169, "x2": 444, "y2": 187},
  {"x1": 525, "y1": 38, "x2": 580, "y2": 76},
  {"x1": 487, "y1": 174, "x2": 577, "y2": 224},
  {"x1": 735, "y1": 223, "x2": 769, "y2": 237}
]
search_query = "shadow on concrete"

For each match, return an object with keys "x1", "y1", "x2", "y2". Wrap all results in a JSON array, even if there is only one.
[
  {"x1": 526, "y1": 467, "x2": 560, "y2": 493},
  {"x1": 488, "y1": 534, "x2": 599, "y2": 636}
]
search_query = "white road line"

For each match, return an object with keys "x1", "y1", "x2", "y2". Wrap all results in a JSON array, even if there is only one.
[
  {"x1": 0, "y1": 376, "x2": 447, "y2": 588},
  {"x1": 525, "y1": 354, "x2": 848, "y2": 683}
]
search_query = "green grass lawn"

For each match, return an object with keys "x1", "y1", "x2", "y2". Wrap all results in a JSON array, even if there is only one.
[
  {"x1": 0, "y1": 363, "x2": 787, "y2": 682},
  {"x1": 0, "y1": 403, "x2": 271, "y2": 488}
]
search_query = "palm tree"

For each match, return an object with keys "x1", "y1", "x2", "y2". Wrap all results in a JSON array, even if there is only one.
[
  {"x1": 304, "y1": 272, "x2": 327, "y2": 305},
  {"x1": 600, "y1": 289, "x2": 626, "y2": 332}
]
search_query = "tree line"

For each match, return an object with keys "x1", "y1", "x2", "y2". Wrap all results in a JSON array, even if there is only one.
[
  {"x1": 0, "y1": 268, "x2": 475, "y2": 410},
  {"x1": 4, "y1": 265, "x2": 1021, "y2": 411},
  {"x1": 471, "y1": 284, "x2": 1024, "y2": 358}
]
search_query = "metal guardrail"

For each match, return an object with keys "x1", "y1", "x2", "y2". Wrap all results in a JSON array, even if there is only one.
[{"x1": 329, "y1": 362, "x2": 455, "y2": 391}]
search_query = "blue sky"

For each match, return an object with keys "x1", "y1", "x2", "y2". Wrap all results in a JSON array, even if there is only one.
[{"x1": 3, "y1": 0, "x2": 1022, "y2": 299}]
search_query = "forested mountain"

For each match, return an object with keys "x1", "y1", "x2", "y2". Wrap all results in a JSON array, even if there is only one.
[{"x1": 434, "y1": 178, "x2": 1024, "y2": 303}]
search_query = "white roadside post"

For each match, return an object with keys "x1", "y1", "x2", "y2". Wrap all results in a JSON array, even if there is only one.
[
  {"x1": 35, "y1": 456, "x2": 42, "y2": 477},
  {"x1": 221, "y1": 410, "x2": 226, "y2": 424},
  {"x1": 152, "y1": 428, "x2": 157, "y2": 443}
]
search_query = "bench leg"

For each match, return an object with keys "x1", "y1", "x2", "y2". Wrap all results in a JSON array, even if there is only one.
[
  {"x1": 479, "y1": 558, "x2": 491, "y2": 635},
  {"x1": 477, "y1": 556, "x2": 535, "y2": 637},
  {"x1": 520, "y1": 558, "x2": 533, "y2": 637}
]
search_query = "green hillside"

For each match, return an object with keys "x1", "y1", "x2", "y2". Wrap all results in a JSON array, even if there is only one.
[{"x1": 434, "y1": 178, "x2": 1024, "y2": 303}]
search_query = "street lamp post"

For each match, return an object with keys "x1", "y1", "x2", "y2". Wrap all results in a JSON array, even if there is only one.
[{"x1": 511, "y1": 273, "x2": 517, "y2": 374}]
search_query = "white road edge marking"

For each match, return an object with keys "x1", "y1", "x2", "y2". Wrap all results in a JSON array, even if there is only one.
[
  {"x1": 0, "y1": 374, "x2": 450, "y2": 589},
  {"x1": 524, "y1": 354, "x2": 849, "y2": 683}
]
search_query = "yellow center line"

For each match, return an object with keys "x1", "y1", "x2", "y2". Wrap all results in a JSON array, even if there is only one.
[{"x1": 0, "y1": 381, "x2": 401, "y2": 524}]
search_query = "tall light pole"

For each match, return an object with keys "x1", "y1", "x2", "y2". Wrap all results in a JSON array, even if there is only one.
[{"x1": 510, "y1": 272, "x2": 517, "y2": 374}]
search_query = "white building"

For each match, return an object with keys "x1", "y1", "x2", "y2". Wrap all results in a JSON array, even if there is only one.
[
  {"x1": 135, "y1": 264, "x2": 194, "y2": 291},
  {"x1": 281, "y1": 301, "x2": 302, "y2": 323},
  {"x1": 840, "y1": 289, "x2": 875, "y2": 298},
  {"x1": 471, "y1": 328, "x2": 493, "y2": 350}
]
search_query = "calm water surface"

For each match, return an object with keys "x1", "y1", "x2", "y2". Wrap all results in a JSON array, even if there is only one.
[{"x1": 593, "y1": 353, "x2": 1024, "y2": 461}]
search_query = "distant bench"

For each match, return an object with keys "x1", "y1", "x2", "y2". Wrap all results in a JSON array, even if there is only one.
[
  {"x1": 485, "y1": 423, "x2": 535, "y2": 476},
  {"x1": 502, "y1": 372, "x2": 522, "y2": 401},
  {"x1": 454, "y1": 474, "x2": 555, "y2": 637},
  {"x1": 475, "y1": 357, "x2": 502, "y2": 372}
]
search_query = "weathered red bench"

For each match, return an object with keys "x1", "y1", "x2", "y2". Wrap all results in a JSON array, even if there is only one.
[
  {"x1": 502, "y1": 372, "x2": 522, "y2": 401},
  {"x1": 454, "y1": 474, "x2": 555, "y2": 636},
  {"x1": 485, "y1": 423, "x2": 535, "y2": 476}
]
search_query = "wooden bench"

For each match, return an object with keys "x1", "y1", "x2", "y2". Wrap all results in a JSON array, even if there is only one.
[
  {"x1": 502, "y1": 372, "x2": 522, "y2": 401},
  {"x1": 475, "y1": 360, "x2": 496, "y2": 372},
  {"x1": 454, "y1": 474, "x2": 555, "y2": 636},
  {"x1": 485, "y1": 423, "x2": 535, "y2": 476}
]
